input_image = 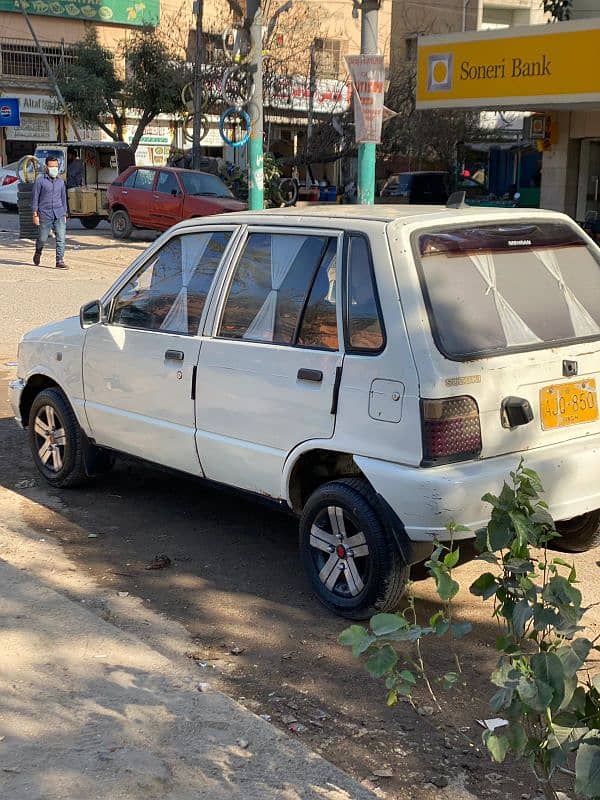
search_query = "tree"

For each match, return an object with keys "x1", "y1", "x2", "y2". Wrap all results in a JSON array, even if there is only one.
[
  {"x1": 58, "y1": 28, "x2": 191, "y2": 152},
  {"x1": 543, "y1": 0, "x2": 572, "y2": 20}
]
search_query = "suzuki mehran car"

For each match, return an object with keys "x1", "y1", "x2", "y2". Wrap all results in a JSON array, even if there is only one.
[{"x1": 9, "y1": 203, "x2": 600, "y2": 618}]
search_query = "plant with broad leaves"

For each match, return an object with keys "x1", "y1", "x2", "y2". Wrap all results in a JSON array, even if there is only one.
[
  {"x1": 469, "y1": 461, "x2": 600, "y2": 800},
  {"x1": 339, "y1": 525, "x2": 471, "y2": 711},
  {"x1": 340, "y1": 460, "x2": 600, "y2": 800}
]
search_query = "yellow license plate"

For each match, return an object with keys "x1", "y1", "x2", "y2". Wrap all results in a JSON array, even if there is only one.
[{"x1": 540, "y1": 379, "x2": 599, "y2": 430}]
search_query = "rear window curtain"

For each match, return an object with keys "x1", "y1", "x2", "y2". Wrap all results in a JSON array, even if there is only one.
[{"x1": 418, "y1": 229, "x2": 600, "y2": 358}]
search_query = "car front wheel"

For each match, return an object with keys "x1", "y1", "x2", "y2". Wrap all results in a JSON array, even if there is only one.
[
  {"x1": 554, "y1": 511, "x2": 600, "y2": 553},
  {"x1": 111, "y1": 209, "x2": 133, "y2": 239},
  {"x1": 28, "y1": 388, "x2": 89, "y2": 488},
  {"x1": 299, "y1": 478, "x2": 409, "y2": 619}
]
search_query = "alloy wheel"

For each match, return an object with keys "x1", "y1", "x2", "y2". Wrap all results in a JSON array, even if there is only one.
[
  {"x1": 309, "y1": 505, "x2": 370, "y2": 598},
  {"x1": 33, "y1": 404, "x2": 66, "y2": 472}
]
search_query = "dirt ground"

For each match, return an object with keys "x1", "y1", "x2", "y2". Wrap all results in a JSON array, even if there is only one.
[{"x1": 4, "y1": 366, "x2": 599, "y2": 800}]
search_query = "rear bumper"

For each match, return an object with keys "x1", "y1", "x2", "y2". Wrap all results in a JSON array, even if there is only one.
[
  {"x1": 8, "y1": 378, "x2": 25, "y2": 427},
  {"x1": 354, "y1": 437, "x2": 600, "y2": 541}
]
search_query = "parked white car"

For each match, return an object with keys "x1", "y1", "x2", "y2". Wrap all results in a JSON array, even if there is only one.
[
  {"x1": 10, "y1": 204, "x2": 600, "y2": 617},
  {"x1": 0, "y1": 160, "x2": 18, "y2": 210}
]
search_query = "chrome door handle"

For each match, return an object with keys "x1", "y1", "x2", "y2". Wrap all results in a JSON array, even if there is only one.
[
  {"x1": 165, "y1": 349, "x2": 184, "y2": 361},
  {"x1": 122, "y1": 190, "x2": 128, "y2": 195},
  {"x1": 297, "y1": 368, "x2": 323, "y2": 382}
]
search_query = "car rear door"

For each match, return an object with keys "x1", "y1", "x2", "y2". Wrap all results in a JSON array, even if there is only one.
[
  {"x1": 152, "y1": 170, "x2": 184, "y2": 229},
  {"x1": 400, "y1": 217, "x2": 600, "y2": 460},
  {"x1": 194, "y1": 226, "x2": 344, "y2": 498},
  {"x1": 120, "y1": 168, "x2": 156, "y2": 228}
]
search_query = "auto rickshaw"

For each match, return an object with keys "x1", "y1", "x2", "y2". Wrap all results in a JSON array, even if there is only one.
[{"x1": 32, "y1": 141, "x2": 135, "y2": 229}]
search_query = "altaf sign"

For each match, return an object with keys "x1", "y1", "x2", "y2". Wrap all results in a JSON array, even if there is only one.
[{"x1": 427, "y1": 53, "x2": 453, "y2": 92}]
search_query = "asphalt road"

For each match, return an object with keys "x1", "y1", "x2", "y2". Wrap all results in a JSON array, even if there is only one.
[{"x1": 1, "y1": 206, "x2": 599, "y2": 800}]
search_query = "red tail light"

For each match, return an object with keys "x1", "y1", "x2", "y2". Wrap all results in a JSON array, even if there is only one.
[
  {"x1": 2, "y1": 175, "x2": 17, "y2": 186},
  {"x1": 421, "y1": 396, "x2": 482, "y2": 466}
]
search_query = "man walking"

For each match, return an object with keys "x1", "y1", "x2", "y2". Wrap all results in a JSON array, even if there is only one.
[{"x1": 32, "y1": 156, "x2": 68, "y2": 269}]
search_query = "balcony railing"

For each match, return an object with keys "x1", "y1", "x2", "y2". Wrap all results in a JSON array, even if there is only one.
[{"x1": 0, "y1": 38, "x2": 75, "y2": 79}]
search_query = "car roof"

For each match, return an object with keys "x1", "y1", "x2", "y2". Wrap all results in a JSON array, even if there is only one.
[
  {"x1": 173, "y1": 204, "x2": 571, "y2": 230},
  {"x1": 131, "y1": 165, "x2": 218, "y2": 177},
  {"x1": 37, "y1": 141, "x2": 133, "y2": 151},
  {"x1": 388, "y1": 171, "x2": 448, "y2": 177}
]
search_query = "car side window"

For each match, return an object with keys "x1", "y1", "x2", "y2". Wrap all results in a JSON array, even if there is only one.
[
  {"x1": 123, "y1": 171, "x2": 137, "y2": 188},
  {"x1": 218, "y1": 232, "x2": 332, "y2": 344},
  {"x1": 297, "y1": 238, "x2": 338, "y2": 351},
  {"x1": 111, "y1": 231, "x2": 232, "y2": 335},
  {"x1": 346, "y1": 235, "x2": 385, "y2": 352},
  {"x1": 156, "y1": 171, "x2": 180, "y2": 195},
  {"x1": 132, "y1": 169, "x2": 155, "y2": 191}
]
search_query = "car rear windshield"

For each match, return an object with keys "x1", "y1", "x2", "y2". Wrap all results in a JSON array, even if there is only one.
[
  {"x1": 181, "y1": 171, "x2": 233, "y2": 199},
  {"x1": 414, "y1": 222, "x2": 600, "y2": 360}
]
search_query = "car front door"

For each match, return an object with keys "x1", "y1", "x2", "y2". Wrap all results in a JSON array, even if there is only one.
[
  {"x1": 121, "y1": 168, "x2": 156, "y2": 228},
  {"x1": 194, "y1": 227, "x2": 344, "y2": 498},
  {"x1": 152, "y1": 171, "x2": 184, "y2": 229},
  {"x1": 82, "y1": 226, "x2": 240, "y2": 474}
]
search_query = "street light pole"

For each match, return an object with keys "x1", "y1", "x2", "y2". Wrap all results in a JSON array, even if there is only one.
[
  {"x1": 247, "y1": 0, "x2": 264, "y2": 210},
  {"x1": 357, "y1": 0, "x2": 379, "y2": 205}
]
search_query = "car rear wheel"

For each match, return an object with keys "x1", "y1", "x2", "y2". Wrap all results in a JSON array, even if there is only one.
[
  {"x1": 554, "y1": 511, "x2": 600, "y2": 553},
  {"x1": 80, "y1": 215, "x2": 101, "y2": 229},
  {"x1": 299, "y1": 478, "x2": 409, "y2": 619},
  {"x1": 28, "y1": 388, "x2": 89, "y2": 488},
  {"x1": 111, "y1": 209, "x2": 133, "y2": 239}
]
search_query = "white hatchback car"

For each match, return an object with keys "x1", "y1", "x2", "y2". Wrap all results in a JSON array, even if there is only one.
[{"x1": 10, "y1": 204, "x2": 600, "y2": 617}]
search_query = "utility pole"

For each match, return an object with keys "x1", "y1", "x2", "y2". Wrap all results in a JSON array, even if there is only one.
[
  {"x1": 357, "y1": 0, "x2": 379, "y2": 204},
  {"x1": 192, "y1": 0, "x2": 204, "y2": 169},
  {"x1": 17, "y1": 0, "x2": 81, "y2": 141},
  {"x1": 246, "y1": 0, "x2": 264, "y2": 210}
]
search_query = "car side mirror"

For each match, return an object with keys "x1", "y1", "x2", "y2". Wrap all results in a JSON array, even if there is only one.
[{"x1": 80, "y1": 299, "x2": 101, "y2": 328}]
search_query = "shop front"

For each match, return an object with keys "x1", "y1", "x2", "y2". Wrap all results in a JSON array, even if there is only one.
[
  {"x1": 0, "y1": 92, "x2": 63, "y2": 163},
  {"x1": 416, "y1": 19, "x2": 600, "y2": 221}
]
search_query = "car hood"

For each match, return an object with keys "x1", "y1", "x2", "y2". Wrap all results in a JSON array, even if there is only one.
[{"x1": 22, "y1": 315, "x2": 84, "y2": 347}]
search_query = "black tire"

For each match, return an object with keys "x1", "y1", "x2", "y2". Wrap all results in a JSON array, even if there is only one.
[
  {"x1": 299, "y1": 478, "x2": 409, "y2": 619},
  {"x1": 111, "y1": 209, "x2": 133, "y2": 239},
  {"x1": 1, "y1": 202, "x2": 17, "y2": 212},
  {"x1": 28, "y1": 387, "x2": 89, "y2": 488},
  {"x1": 554, "y1": 511, "x2": 600, "y2": 553},
  {"x1": 80, "y1": 215, "x2": 101, "y2": 230}
]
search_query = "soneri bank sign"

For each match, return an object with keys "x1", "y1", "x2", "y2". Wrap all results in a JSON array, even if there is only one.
[{"x1": 417, "y1": 19, "x2": 600, "y2": 110}]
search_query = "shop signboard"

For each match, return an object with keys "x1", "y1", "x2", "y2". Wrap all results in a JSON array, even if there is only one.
[
  {"x1": 5, "y1": 114, "x2": 57, "y2": 140},
  {"x1": 0, "y1": 0, "x2": 159, "y2": 26},
  {"x1": 0, "y1": 98, "x2": 20, "y2": 127},
  {"x1": 417, "y1": 18, "x2": 600, "y2": 110}
]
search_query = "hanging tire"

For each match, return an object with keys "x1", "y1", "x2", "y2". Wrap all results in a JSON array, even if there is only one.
[
  {"x1": 80, "y1": 215, "x2": 101, "y2": 229},
  {"x1": 111, "y1": 209, "x2": 133, "y2": 239},
  {"x1": 299, "y1": 478, "x2": 409, "y2": 619},
  {"x1": 28, "y1": 387, "x2": 90, "y2": 488},
  {"x1": 553, "y1": 511, "x2": 600, "y2": 553}
]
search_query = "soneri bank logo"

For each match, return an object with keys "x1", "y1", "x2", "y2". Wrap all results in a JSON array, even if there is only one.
[{"x1": 427, "y1": 53, "x2": 453, "y2": 92}]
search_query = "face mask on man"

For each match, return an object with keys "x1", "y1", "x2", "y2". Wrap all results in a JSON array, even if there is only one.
[{"x1": 48, "y1": 166, "x2": 59, "y2": 178}]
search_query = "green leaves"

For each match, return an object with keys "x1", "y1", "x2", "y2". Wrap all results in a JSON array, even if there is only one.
[
  {"x1": 432, "y1": 570, "x2": 460, "y2": 602},
  {"x1": 339, "y1": 625, "x2": 374, "y2": 657},
  {"x1": 366, "y1": 644, "x2": 398, "y2": 678},
  {"x1": 370, "y1": 613, "x2": 407, "y2": 636},
  {"x1": 470, "y1": 572, "x2": 497, "y2": 600},
  {"x1": 483, "y1": 730, "x2": 510, "y2": 763},
  {"x1": 575, "y1": 732, "x2": 600, "y2": 798}
]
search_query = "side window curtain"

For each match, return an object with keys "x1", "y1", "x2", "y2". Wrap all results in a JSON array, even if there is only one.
[
  {"x1": 346, "y1": 235, "x2": 385, "y2": 352},
  {"x1": 112, "y1": 231, "x2": 232, "y2": 334},
  {"x1": 218, "y1": 232, "x2": 334, "y2": 345}
]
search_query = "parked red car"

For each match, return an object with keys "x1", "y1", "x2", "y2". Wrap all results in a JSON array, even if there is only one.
[{"x1": 107, "y1": 166, "x2": 246, "y2": 239}]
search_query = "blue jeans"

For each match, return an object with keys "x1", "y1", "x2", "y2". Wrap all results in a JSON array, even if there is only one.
[{"x1": 36, "y1": 216, "x2": 66, "y2": 262}]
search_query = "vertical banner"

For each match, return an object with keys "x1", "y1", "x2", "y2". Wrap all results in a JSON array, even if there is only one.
[{"x1": 345, "y1": 54, "x2": 385, "y2": 144}]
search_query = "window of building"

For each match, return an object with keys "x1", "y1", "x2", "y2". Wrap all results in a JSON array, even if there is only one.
[
  {"x1": 0, "y1": 39, "x2": 74, "y2": 78},
  {"x1": 313, "y1": 38, "x2": 347, "y2": 80}
]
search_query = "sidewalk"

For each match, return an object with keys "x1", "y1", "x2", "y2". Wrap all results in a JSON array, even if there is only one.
[{"x1": 0, "y1": 489, "x2": 376, "y2": 800}]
